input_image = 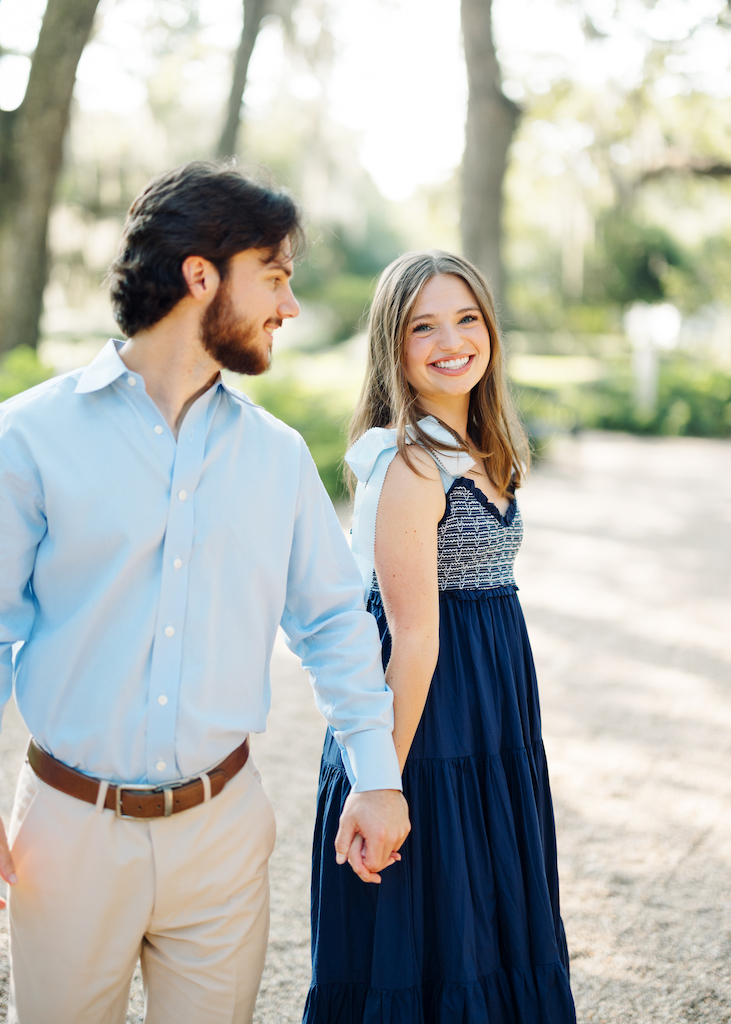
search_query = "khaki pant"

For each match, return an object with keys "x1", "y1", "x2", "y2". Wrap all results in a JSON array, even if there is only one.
[{"x1": 8, "y1": 753, "x2": 277, "y2": 1024}]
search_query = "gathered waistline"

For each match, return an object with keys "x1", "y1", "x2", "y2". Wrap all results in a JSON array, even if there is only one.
[
  {"x1": 438, "y1": 584, "x2": 518, "y2": 600},
  {"x1": 370, "y1": 583, "x2": 518, "y2": 607}
]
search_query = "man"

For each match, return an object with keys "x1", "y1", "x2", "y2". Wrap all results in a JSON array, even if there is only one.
[{"x1": 0, "y1": 161, "x2": 409, "y2": 1024}]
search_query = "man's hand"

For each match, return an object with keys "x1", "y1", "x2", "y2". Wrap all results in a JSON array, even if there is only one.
[
  {"x1": 0, "y1": 815, "x2": 18, "y2": 909},
  {"x1": 334, "y1": 789, "x2": 410, "y2": 884}
]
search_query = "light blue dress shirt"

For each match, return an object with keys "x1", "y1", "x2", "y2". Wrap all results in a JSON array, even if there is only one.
[{"x1": 0, "y1": 339, "x2": 401, "y2": 792}]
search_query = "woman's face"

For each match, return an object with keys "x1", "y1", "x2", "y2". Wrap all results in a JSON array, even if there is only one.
[{"x1": 402, "y1": 274, "x2": 491, "y2": 406}]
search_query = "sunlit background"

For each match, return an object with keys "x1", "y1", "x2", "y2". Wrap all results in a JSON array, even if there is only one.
[{"x1": 1, "y1": 0, "x2": 731, "y2": 495}]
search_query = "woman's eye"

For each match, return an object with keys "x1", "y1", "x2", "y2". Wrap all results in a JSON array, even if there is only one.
[
  {"x1": 413, "y1": 323, "x2": 432, "y2": 332},
  {"x1": 459, "y1": 314, "x2": 478, "y2": 324}
]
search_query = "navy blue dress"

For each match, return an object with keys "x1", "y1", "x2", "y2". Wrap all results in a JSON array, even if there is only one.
[{"x1": 305, "y1": 477, "x2": 576, "y2": 1023}]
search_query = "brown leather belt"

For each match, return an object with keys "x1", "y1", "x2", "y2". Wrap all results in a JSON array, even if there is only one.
[{"x1": 27, "y1": 737, "x2": 249, "y2": 820}]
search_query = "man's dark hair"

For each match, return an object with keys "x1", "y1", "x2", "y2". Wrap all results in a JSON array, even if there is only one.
[{"x1": 106, "y1": 161, "x2": 305, "y2": 337}]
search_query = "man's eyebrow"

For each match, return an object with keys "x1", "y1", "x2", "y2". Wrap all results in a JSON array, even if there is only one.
[{"x1": 260, "y1": 255, "x2": 293, "y2": 277}]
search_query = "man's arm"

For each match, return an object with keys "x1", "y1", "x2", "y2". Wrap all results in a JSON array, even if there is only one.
[
  {"x1": 280, "y1": 440, "x2": 410, "y2": 881},
  {"x1": 0, "y1": 410, "x2": 47, "y2": 905}
]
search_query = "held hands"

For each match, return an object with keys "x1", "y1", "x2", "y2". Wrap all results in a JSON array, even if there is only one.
[
  {"x1": 0, "y1": 815, "x2": 17, "y2": 909},
  {"x1": 334, "y1": 789, "x2": 410, "y2": 884}
]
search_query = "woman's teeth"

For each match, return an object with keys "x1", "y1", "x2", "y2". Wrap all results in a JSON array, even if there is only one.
[{"x1": 433, "y1": 356, "x2": 470, "y2": 369}]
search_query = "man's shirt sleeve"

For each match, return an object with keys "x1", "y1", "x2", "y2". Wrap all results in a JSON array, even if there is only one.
[
  {"x1": 0, "y1": 409, "x2": 47, "y2": 727},
  {"x1": 280, "y1": 439, "x2": 402, "y2": 794}
]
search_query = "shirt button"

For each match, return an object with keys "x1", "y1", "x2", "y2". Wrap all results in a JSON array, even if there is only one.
[
  {"x1": 164, "y1": 626, "x2": 175, "y2": 637},
  {"x1": 173, "y1": 558, "x2": 183, "y2": 570},
  {"x1": 158, "y1": 695, "x2": 168, "y2": 706},
  {"x1": 178, "y1": 490, "x2": 187, "y2": 501},
  {"x1": 154, "y1": 425, "x2": 164, "y2": 435},
  {"x1": 127, "y1": 376, "x2": 136, "y2": 386},
  {"x1": 156, "y1": 760, "x2": 166, "y2": 772}
]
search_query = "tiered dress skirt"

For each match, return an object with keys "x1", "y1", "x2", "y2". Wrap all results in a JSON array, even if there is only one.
[{"x1": 304, "y1": 584, "x2": 576, "y2": 1024}]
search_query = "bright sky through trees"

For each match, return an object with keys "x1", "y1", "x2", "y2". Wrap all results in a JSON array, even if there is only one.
[{"x1": 0, "y1": 0, "x2": 729, "y2": 200}]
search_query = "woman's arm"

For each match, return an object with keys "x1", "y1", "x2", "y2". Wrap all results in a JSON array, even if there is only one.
[{"x1": 375, "y1": 448, "x2": 445, "y2": 773}]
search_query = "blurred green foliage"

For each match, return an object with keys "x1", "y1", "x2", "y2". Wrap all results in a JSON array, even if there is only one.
[
  {"x1": 508, "y1": 213, "x2": 700, "y2": 333},
  {"x1": 586, "y1": 355, "x2": 731, "y2": 437},
  {"x1": 515, "y1": 353, "x2": 731, "y2": 442},
  {"x1": 0, "y1": 346, "x2": 54, "y2": 403},
  {"x1": 244, "y1": 373, "x2": 350, "y2": 499},
  {"x1": 294, "y1": 216, "x2": 402, "y2": 345},
  {"x1": 585, "y1": 214, "x2": 692, "y2": 307},
  {"x1": 302, "y1": 273, "x2": 374, "y2": 344}
]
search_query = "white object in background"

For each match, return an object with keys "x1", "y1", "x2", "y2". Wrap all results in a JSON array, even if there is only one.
[{"x1": 624, "y1": 302, "x2": 681, "y2": 417}]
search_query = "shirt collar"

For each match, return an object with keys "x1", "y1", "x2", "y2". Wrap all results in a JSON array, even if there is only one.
[{"x1": 74, "y1": 339, "x2": 128, "y2": 394}]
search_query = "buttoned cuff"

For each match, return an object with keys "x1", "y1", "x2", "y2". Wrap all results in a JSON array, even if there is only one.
[{"x1": 341, "y1": 728, "x2": 402, "y2": 793}]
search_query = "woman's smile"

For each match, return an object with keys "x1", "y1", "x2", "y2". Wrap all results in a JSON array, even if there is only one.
[{"x1": 429, "y1": 354, "x2": 475, "y2": 374}]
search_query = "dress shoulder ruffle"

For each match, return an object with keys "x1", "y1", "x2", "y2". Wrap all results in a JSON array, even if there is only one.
[{"x1": 344, "y1": 416, "x2": 475, "y2": 485}]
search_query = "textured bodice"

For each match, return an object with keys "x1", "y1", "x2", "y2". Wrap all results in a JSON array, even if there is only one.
[{"x1": 372, "y1": 476, "x2": 523, "y2": 595}]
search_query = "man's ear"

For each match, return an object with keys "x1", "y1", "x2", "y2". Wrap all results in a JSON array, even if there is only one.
[{"x1": 181, "y1": 256, "x2": 220, "y2": 302}]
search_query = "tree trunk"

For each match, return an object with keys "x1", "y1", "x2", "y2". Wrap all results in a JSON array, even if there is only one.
[
  {"x1": 460, "y1": 0, "x2": 520, "y2": 307},
  {"x1": 216, "y1": 0, "x2": 270, "y2": 159},
  {"x1": 0, "y1": 0, "x2": 101, "y2": 354}
]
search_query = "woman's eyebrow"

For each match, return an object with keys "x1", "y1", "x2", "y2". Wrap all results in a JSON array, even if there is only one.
[{"x1": 411, "y1": 306, "x2": 480, "y2": 322}]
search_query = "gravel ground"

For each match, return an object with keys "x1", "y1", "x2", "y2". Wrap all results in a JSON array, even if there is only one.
[{"x1": 1, "y1": 431, "x2": 729, "y2": 1023}]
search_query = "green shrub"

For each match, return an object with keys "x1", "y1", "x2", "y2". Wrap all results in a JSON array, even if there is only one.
[
  {"x1": 515, "y1": 354, "x2": 731, "y2": 440},
  {"x1": 584, "y1": 214, "x2": 694, "y2": 307},
  {"x1": 582, "y1": 356, "x2": 731, "y2": 437},
  {"x1": 313, "y1": 274, "x2": 374, "y2": 343},
  {"x1": 0, "y1": 346, "x2": 54, "y2": 403},
  {"x1": 245, "y1": 375, "x2": 350, "y2": 499}
]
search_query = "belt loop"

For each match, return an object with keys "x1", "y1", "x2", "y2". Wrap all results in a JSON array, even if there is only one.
[
  {"x1": 95, "y1": 780, "x2": 110, "y2": 814},
  {"x1": 198, "y1": 773, "x2": 212, "y2": 803}
]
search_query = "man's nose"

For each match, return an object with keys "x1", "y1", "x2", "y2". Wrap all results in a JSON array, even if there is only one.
[{"x1": 279, "y1": 285, "x2": 300, "y2": 320}]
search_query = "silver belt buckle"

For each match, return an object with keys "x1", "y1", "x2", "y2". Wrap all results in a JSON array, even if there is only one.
[{"x1": 115, "y1": 781, "x2": 167, "y2": 820}]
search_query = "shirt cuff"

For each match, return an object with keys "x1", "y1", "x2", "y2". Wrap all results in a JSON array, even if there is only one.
[{"x1": 341, "y1": 728, "x2": 403, "y2": 793}]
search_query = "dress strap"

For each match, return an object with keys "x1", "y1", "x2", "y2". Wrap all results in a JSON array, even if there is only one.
[{"x1": 345, "y1": 416, "x2": 476, "y2": 599}]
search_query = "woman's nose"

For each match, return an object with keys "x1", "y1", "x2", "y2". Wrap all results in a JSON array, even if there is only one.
[{"x1": 437, "y1": 323, "x2": 462, "y2": 351}]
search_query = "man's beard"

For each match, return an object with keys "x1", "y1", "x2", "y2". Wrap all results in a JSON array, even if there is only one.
[{"x1": 200, "y1": 280, "x2": 274, "y2": 376}]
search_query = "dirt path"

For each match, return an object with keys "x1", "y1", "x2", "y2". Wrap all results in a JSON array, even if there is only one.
[
  {"x1": 1, "y1": 432, "x2": 729, "y2": 1023},
  {"x1": 519, "y1": 433, "x2": 731, "y2": 1023}
]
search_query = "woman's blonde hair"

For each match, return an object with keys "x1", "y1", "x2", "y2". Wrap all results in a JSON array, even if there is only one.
[{"x1": 348, "y1": 250, "x2": 530, "y2": 497}]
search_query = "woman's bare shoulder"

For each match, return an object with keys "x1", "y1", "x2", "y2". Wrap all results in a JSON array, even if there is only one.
[
  {"x1": 389, "y1": 445, "x2": 442, "y2": 482},
  {"x1": 380, "y1": 445, "x2": 445, "y2": 518}
]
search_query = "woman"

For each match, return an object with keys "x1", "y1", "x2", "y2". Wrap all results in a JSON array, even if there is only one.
[{"x1": 305, "y1": 251, "x2": 576, "y2": 1023}]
